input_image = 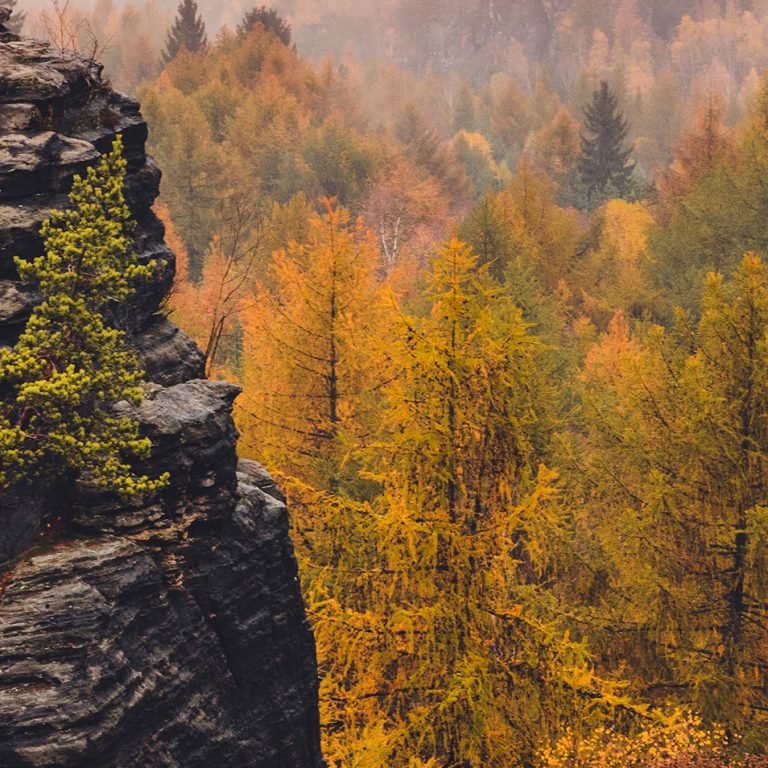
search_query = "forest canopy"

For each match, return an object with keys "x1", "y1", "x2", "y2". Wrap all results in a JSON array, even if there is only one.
[{"x1": 15, "y1": 0, "x2": 768, "y2": 765}]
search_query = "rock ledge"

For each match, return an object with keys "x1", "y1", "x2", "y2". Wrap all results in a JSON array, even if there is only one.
[{"x1": 0, "y1": 23, "x2": 323, "y2": 768}]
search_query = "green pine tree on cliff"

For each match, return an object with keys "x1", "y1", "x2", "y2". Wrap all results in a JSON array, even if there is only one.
[
  {"x1": 578, "y1": 80, "x2": 636, "y2": 203},
  {"x1": 163, "y1": 0, "x2": 208, "y2": 64},
  {"x1": 0, "y1": 136, "x2": 169, "y2": 497}
]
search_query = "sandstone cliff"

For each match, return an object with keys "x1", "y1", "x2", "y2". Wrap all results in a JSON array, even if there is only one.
[{"x1": 0, "y1": 16, "x2": 324, "y2": 768}]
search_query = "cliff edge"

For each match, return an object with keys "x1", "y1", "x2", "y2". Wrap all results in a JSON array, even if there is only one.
[{"x1": 0, "y1": 15, "x2": 323, "y2": 768}]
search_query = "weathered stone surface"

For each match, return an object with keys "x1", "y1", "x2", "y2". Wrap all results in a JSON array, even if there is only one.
[
  {"x1": 0, "y1": 195, "x2": 65, "y2": 276},
  {"x1": 0, "y1": 481, "x2": 55, "y2": 565},
  {"x1": 112, "y1": 242, "x2": 176, "y2": 333},
  {"x1": 0, "y1": 102, "x2": 35, "y2": 131},
  {"x1": 0, "y1": 38, "x2": 170, "y2": 333},
  {"x1": 0, "y1": 378, "x2": 323, "y2": 767},
  {"x1": 0, "y1": 27, "x2": 324, "y2": 768},
  {"x1": 123, "y1": 156, "x2": 161, "y2": 209},
  {"x1": 133, "y1": 316, "x2": 206, "y2": 387},
  {"x1": 0, "y1": 478, "x2": 321, "y2": 768},
  {"x1": 239, "y1": 458, "x2": 287, "y2": 504},
  {"x1": 0, "y1": 131, "x2": 100, "y2": 199},
  {"x1": 0, "y1": 279, "x2": 37, "y2": 340},
  {"x1": 0, "y1": 39, "x2": 99, "y2": 104},
  {"x1": 71, "y1": 379, "x2": 242, "y2": 536}
]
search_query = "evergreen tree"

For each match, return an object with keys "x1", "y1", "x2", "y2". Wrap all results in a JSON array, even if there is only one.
[
  {"x1": 452, "y1": 82, "x2": 477, "y2": 133},
  {"x1": 578, "y1": 81, "x2": 636, "y2": 203},
  {"x1": 0, "y1": 138, "x2": 168, "y2": 497},
  {"x1": 162, "y1": 0, "x2": 207, "y2": 64},
  {"x1": 237, "y1": 5, "x2": 291, "y2": 45}
]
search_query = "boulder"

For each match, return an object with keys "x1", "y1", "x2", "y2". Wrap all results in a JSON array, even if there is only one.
[{"x1": 132, "y1": 316, "x2": 206, "y2": 387}]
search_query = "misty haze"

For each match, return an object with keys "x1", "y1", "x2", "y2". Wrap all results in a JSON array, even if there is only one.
[{"x1": 1, "y1": 1, "x2": 768, "y2": 766}]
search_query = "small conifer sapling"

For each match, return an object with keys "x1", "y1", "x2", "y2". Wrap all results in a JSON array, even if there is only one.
[{"x1": 0, "y1": 136, "x2": 169, "y2": 498}]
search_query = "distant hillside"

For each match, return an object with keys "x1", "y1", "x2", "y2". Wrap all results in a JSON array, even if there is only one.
[{"x1": 18, "y1": 0, "x2": 760, "y2": 70}]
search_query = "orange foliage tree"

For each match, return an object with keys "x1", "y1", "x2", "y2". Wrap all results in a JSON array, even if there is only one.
[{"x1": 237, "y1": 198, "x2": 390, "y2": 493}]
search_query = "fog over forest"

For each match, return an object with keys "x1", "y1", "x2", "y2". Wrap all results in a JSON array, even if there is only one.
[
  {"x1": 16, "y1": 0, "x2": 768, "y2": 181},
  {"x1": 5, "y1": 1, "x2": 768, "y2": 766}
]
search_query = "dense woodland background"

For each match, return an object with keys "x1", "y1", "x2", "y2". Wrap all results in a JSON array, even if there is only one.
[{"x1": 11, "y1": 0, "x2": 768, "y2": 765}]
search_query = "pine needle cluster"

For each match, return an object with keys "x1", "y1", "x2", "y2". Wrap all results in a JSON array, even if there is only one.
[{"x1": 0, "y1": 137, "x2": 168, "y2": 497}]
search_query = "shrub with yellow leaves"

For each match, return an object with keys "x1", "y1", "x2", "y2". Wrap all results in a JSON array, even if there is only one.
[{"x1": 538, "y1": 714, "x2": 767, "y2": 768}]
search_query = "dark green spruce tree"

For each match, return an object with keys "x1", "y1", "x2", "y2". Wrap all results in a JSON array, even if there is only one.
[
  {"x1": 163, "y1": 0, "x2": 208, "y2": 64},
  {"x1": 578, "y1": 80, "x2": 635, "y2": 204},
  {"x1": 452, "y1": 82, "x2": 477, "y2": 133},
  {"x1": 237, "y1": 6, "x2": 292, "y2": 45}
]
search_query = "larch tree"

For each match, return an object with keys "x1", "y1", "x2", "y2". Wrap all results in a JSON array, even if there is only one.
[
  {"x1": 578, "y1": 80, "x2": 636, "y2": 203},
  {"x1": 396, "y1": 103, "x2": 474, "y2": 205},
  {"x1": 457, "y1": 190, "x2": 565, "y2": 349},
  {"x1": 459, "y1": 161, "x2": 579, "y2": 293},
  {"x1": 238, "y1": 198, "x2": 388, "y2": 494},
  {"x1": 576, "y1": 255, "x2": 768, "y2": 747},
  {"x1": 489, "y1": 78, "x2": 533, "y2": 157},
  {"x1": 457, "y1": 191, "x2": 518, "y2": 282},
  {"x1": 159, "y1": 202, "x2": 207, "y2": 349},
  {"x1": 577, "y1": 198, "x2": 659, "y2": 325},
  {"x1": 301, "y1": 240, "x2": 625, "y2": 768},
  {"x1": 499, "y1": 158, "x2": 581, "y2": 293},
  {"x1": 301, "y1": 115, "x2": 379, "y2": 206},
  {"x1": 141, "y1": 86, "x2": 222, "y2": 278},
  {"x1": 222, "y1": 75, "x2": 315, "y2": 205},
  {"x1": 651, "y1": 77, "x2": 768, "y2": 313},
  {"x1": 656, "y1": 91, "x2": 733, "y2": 221},
  {"x1": 526, "y1": 105, "x2": 582, "y2": 184},
  {"x1": 452, "y1": 82, "x2": 477, "y2": 133},
  {"x1": 452, "y1": 130, "x2": 509, "y2": 196},
  {"x1": 162, "y1": 0, "x2": 207, "y2": 64},
  {"x1": 165, "y1": 201, "x2": 262, "y2": 378},
  {"x1": 0, "y1": 138, "x2": 168, "y2": 497}
]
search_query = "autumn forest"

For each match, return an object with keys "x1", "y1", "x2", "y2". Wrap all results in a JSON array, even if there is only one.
[{"x1": 9, "y1": 0, "x2": 768, "y2": 765}]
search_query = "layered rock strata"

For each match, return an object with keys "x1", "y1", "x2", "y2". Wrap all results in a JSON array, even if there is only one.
[{"x1": 0, "y1": 17, "x2": 323, "y2": 768}]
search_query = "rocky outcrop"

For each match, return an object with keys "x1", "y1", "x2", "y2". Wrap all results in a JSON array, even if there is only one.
[
  {"x1": 0, "y1": 14, "x2": 323, "y2": 768},
  {"x1": 133, "y1": 317, "x2": 206, "y2": 387}
]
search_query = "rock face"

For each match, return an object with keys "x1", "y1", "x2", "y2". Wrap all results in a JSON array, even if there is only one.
[{"x1": 0, "y1": 18, "x2": 324, "y2": 768}]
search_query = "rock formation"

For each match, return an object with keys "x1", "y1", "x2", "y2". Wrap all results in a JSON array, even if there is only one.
[{"x1": 0, "y1": 13, "x2": 324, "y2": 768}]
